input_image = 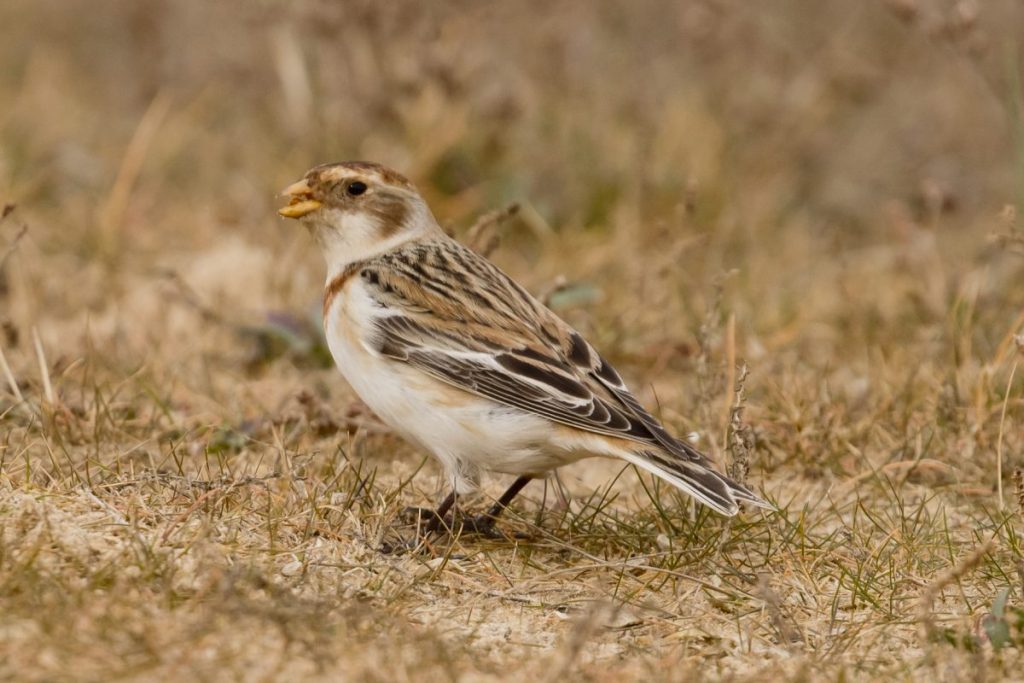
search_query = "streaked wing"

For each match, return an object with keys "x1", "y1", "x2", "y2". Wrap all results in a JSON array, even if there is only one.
[
  {"x1": 355, "y1": 239, "x2": 710, "y2": 466},
  {"x1": 374, "y1": 315, "x2": 655, "y2": 442}
]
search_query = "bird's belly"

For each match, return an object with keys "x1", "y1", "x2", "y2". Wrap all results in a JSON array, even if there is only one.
[
  {"x1": 323, "y1": 310, "x2": 427, "y2": 445},
  {"x1": 324, "y1": 298, "x2": 567, "y2": 488}
]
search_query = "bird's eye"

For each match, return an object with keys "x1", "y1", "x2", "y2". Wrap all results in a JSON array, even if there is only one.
[{"x1": 347, "y1": 181, "x2": 367, "y2": 196}]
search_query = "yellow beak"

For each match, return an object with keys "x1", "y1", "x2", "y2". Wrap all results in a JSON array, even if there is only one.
[{"x1": 278, "y1": 179, "x2": 322, "y2": 219}]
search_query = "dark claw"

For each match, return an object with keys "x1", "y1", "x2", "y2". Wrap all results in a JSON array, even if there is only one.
[
  {"x1": 398, "y1": 507, "x2": 506, "y2": 538},
  {"x1": 455, "y1": 514, "x2": 503, "y2": 538},
  {"x1": 400, "y1": 506, "x2": 450, "y2": 533},
  {"x1": 400, "y1": 507, "x2": 501, "y2": 537}
]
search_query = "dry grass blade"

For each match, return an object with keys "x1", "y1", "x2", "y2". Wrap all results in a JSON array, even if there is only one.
[
  {"x1": 756, "y1": 574, "x2": 804, "y2": 648},
  {"x1": 0, "y1": 222, "x2": 27, "y2": 273},
  {"x1": 995, "y1": 361, "x2": 1017, "y2": 510},
  {"x1": 465, "y1": 203, "x2": 519, "y2": 257},
  {"x1": 918, "y1": 538, "x2": 996, "y2": 642},
  {"x1": 0, "y1": 340, "x2": 22, "y2": 404},
  {"x1": 159, "y1": 484, "x2": 228, "y2": 543},
  {"x1": 31, "y1": 326, "x2": 53, "y2": 406},
  {"x1": 97, "y1": 91, "x2": 172, "y2": 252},
  {"x1": 727, "y1": 362, "x2": 752, "y2": 486}
]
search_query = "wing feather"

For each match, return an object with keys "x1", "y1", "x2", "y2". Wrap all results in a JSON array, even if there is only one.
[{"x1": 359, "y1": 242, "x2": 697, "y2": 457}]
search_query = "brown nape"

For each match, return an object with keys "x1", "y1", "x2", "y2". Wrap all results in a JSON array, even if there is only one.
[{"x1": 312, "y1": 160, "x2": 415, "y2": 190}]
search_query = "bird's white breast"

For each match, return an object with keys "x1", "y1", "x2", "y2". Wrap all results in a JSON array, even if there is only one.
[{"x1": 323, "y1": 277, "x2": 567, "y2": 492}]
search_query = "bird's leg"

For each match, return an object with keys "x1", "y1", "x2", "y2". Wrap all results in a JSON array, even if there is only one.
[
  {"x1": 425, "y1": 490, "x2": 457, "y2": 533},
  {"x1": 382, "y1": 491, "x2": 458, "y2": 554},
  {"x1": 400, "y1": 477, "x2": 533, "y2": 539},
  {"x1": 401, "y1": 490, "x2": 458, "y2": 534},
  {"x1": 459, "y1": 476, "x2": 533, "y2": 536}
]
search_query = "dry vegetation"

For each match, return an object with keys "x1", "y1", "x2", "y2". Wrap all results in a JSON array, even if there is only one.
[{"x1": 2, "y1": 1, "x2": 1024, "y2": 680}]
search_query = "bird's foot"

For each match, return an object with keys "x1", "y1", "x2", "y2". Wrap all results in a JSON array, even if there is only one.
[
  {"x1": 399, "y1": 506, "x2": 450, "y2": 533},
  {"x1": 381, "y1": 511, "x2": 494, "y2": 554},
  {"x1": 455, "y1": 513, "x2": 534, "y2": 540},
  {"x1": 453, "y1": 514, "x2": 504, "y2": 539},
  {"x1": 392, "y1": 504, "x2": 534, "y2": 547},
  {"x1": 397, "y1": 506, "x2": 513, "y2": 539}
]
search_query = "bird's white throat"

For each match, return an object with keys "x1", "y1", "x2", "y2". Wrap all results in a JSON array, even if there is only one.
[{"x1": 306, "y1": 205, "x2": 440, "y2": 280}]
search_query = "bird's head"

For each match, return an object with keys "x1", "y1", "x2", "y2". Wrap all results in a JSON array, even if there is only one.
[{"x1": 279, "y1": 161, "x2": 439, "y2": 265}]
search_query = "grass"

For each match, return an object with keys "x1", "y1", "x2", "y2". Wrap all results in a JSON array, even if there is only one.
[{"x1": 2, "y1": 0, "x2": 1024, "y2": 680}]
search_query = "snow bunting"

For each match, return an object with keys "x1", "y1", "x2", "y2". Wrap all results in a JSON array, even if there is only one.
[{"x1": 279, "y1": 161, "x2": 769, "y2": 533}]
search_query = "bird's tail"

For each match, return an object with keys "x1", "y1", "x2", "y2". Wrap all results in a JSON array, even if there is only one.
[{"x1": 620, "y1": 448, "x2": 772, "y2": 517}]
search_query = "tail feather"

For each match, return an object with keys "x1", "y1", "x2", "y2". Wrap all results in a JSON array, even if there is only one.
[
  {"x1": 621, "y1": 449, "x2": 771, "y2": 516},
  {"x1": 726, "y1": 479, "x2": 774, "y2": 510}
]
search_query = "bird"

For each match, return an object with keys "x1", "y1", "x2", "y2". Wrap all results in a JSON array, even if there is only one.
[{"x1": 278, "y1": 161, "x2": 770, "y2": 535}]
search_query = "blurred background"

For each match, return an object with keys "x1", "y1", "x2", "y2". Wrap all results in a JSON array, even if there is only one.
[
  {"x1": 2, "y1": 1, "x2": 1024, "y2": 679},
  {"x1": 3, "y1": 0, "x2": 1023, "y2": 447},
  {"x1": 1, "y1": 0, "x2": 1023, "y2": 496}
]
